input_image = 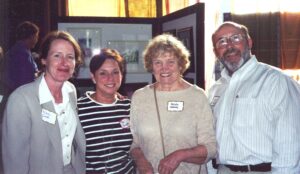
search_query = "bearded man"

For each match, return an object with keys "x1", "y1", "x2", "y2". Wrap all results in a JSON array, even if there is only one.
[{"x1": 208, "y1": 21, "x2": 300, "y2": 174}]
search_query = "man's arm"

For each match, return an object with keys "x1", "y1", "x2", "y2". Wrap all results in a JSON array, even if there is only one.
[{"x1": 271, "y1": 78, "x2": 300, "y2": 174}]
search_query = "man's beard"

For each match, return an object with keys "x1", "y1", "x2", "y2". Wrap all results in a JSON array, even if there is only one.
[{"x1": 220, "y1": 46, "x2": 251, "y2": 75}]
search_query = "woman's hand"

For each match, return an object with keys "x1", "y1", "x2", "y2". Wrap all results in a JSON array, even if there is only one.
[
  {"x1": 137, "y1": 163, "x2": 155, "y2": 174},
  {"x1": 157, "y1": 145, "x2": 208, "y2": 174},
  {"x1": 131, "y1": 147, "x2": 155, "y2": 174},
  {"x1": 158, "y1": 150, "x2": 182, "y2": 174}
]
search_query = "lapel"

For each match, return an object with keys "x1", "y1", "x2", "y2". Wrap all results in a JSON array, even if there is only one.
[
  {"x1": 37, "y1": 79, "x2": 85, "y2": 157},
  {"x1": 40, "y1": 101, "x2": 62, "y2": 155},
  {"x1": 35, "y1": 74, "x2": 62, "y2": 154},
  {"x1": 35, "y1": 76, "x2": 63, "y2": 155}
]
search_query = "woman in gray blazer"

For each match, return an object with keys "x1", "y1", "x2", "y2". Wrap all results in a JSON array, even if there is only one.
[{"x1": 2, "y1": 31, "x2": 86, "y2": 174}]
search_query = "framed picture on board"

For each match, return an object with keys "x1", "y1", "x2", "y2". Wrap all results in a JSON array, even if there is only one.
[
  {"x1": 58, "y1": 22, "x2": 153, "y2": 83},
  {"x1": 107, "y1": 40, "x2": 148, "y2": 73},
  {"x1": 67, "y1": 27, "x2": 101, "y2": 67},
  {"x1": 176, "y1": 27, "x2": 194, "y2": 73}
]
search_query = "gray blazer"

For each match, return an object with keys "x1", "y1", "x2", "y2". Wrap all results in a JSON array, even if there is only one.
[{"x1": 2, "y1": 76, "x2": 86, "y2": 174}]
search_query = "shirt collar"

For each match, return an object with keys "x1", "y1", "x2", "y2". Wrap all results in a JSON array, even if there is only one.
[
  {"x1": 39, "y1": 75, "x2": 74, "y2": 105},
  {"x1": 86, "y1": 91, "x2": 119, "y2": 106},
  {"x1": 221, "y1": 55, "x2": 258, "y2": 80}
]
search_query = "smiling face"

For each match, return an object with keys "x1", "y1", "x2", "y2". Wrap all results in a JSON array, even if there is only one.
[
  {"x1": 152, "y1": 51, "x2": 182, "y2": 87},
  {"x1": 91, "y1": 59, "x2": 122, "y2": 99},
  {"x1": 42, "y1": 39, "x2": 76, "y2": 84},
  {"x1": 213, "y1": 24, "x2": 253, "y2": 75}
]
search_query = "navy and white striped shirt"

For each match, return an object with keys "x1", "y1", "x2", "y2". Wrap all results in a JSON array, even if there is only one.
[{"x1": 78, "y1": 91, "x2": 135, "y2": 174}]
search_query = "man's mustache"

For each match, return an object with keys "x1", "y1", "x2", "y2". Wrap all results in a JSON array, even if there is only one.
[{"x1": 224, "y1": 48, "x2": 240, "y2": 57}]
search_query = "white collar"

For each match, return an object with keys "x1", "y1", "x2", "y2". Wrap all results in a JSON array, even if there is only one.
[
  {"x1": 39, "y1": 75, "x2": 73, "y2": 105},
  {"x1": 220, "y1": 55, "x2": 258, "y2": 80}
]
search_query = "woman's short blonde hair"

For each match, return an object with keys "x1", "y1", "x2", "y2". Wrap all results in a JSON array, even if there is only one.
[{"x1": 143, "y1": 34, "x2": 190, "y2": 74}]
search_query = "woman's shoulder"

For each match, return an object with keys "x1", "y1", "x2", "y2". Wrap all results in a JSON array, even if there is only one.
[
  {"x1": 132, "y1": 84, "x2": 152, "y2": 95},
  {"x1": 7, "y1": 81, "x2": 39, "y2": 106},
  {"x1": 188, "y1": 84, "x2": 206, "y2": 94},
  {"x1": 182, "y1": 85, "x2": 208, "y2": 101},
  {"x1": 12, "y1": 78, "x2": 39, "y2": 95}
]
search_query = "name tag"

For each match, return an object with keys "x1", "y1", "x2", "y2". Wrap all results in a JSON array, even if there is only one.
[
  {"x1": 41, "y1": 109, "x2": 56, "y2": 124},
  {"x1": 210, "y1": 96, "x2": 220, "y2": 107},
  {"x1": 167, "y1": 101, "x2": 184, "y2": 112}
]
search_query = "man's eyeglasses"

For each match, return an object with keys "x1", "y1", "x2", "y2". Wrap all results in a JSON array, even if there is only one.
[{"x1": 215, "y1": 34, "x2": 245, "y2": 49}]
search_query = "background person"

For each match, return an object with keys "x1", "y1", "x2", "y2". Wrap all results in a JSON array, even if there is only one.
[
  {"x1": 3, "y1": 21, "x2": 40, "y2": 94},
  {"x1": 2, "y1": 31, "x2": 86, "y2": 174},
  {"x1": 0, "y1": 46, "x2": 4, "y2": 73},
  {"x1": 130, "y1": 34, "x2": 216, "y2": 174},
  {"x1": 77, "y1": 48, "x2": 135, "y2": 174},
  {"x1": 208, "y1": 21, "x2": 300, "y2": 174},
  {"x1": 0, "y1": 46, "x2": 5, "y2": 118}
]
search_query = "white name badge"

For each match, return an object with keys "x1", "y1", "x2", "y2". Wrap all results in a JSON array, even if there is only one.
[
  {"x1": 210, "y1": 96, "x2": 220, "y2": 107},
  {"x1": 167, "y1": 101, "x2": 184, "y2": 112},
  {"x1": 41, "y1": 109, "x2": 57, "y2": 124}
]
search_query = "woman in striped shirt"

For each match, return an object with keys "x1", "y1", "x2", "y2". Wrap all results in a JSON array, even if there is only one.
[{"x1": 78, "y1": 48, "x2": 135, "y2": 174}]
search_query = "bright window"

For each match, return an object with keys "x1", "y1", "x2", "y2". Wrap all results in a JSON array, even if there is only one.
[
  {"x1": 68, "y1": 0, "x2": 126, "y2": 17},
  {"x1": 68, "y1": 0, "x2": 200, "y2": 17}
]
